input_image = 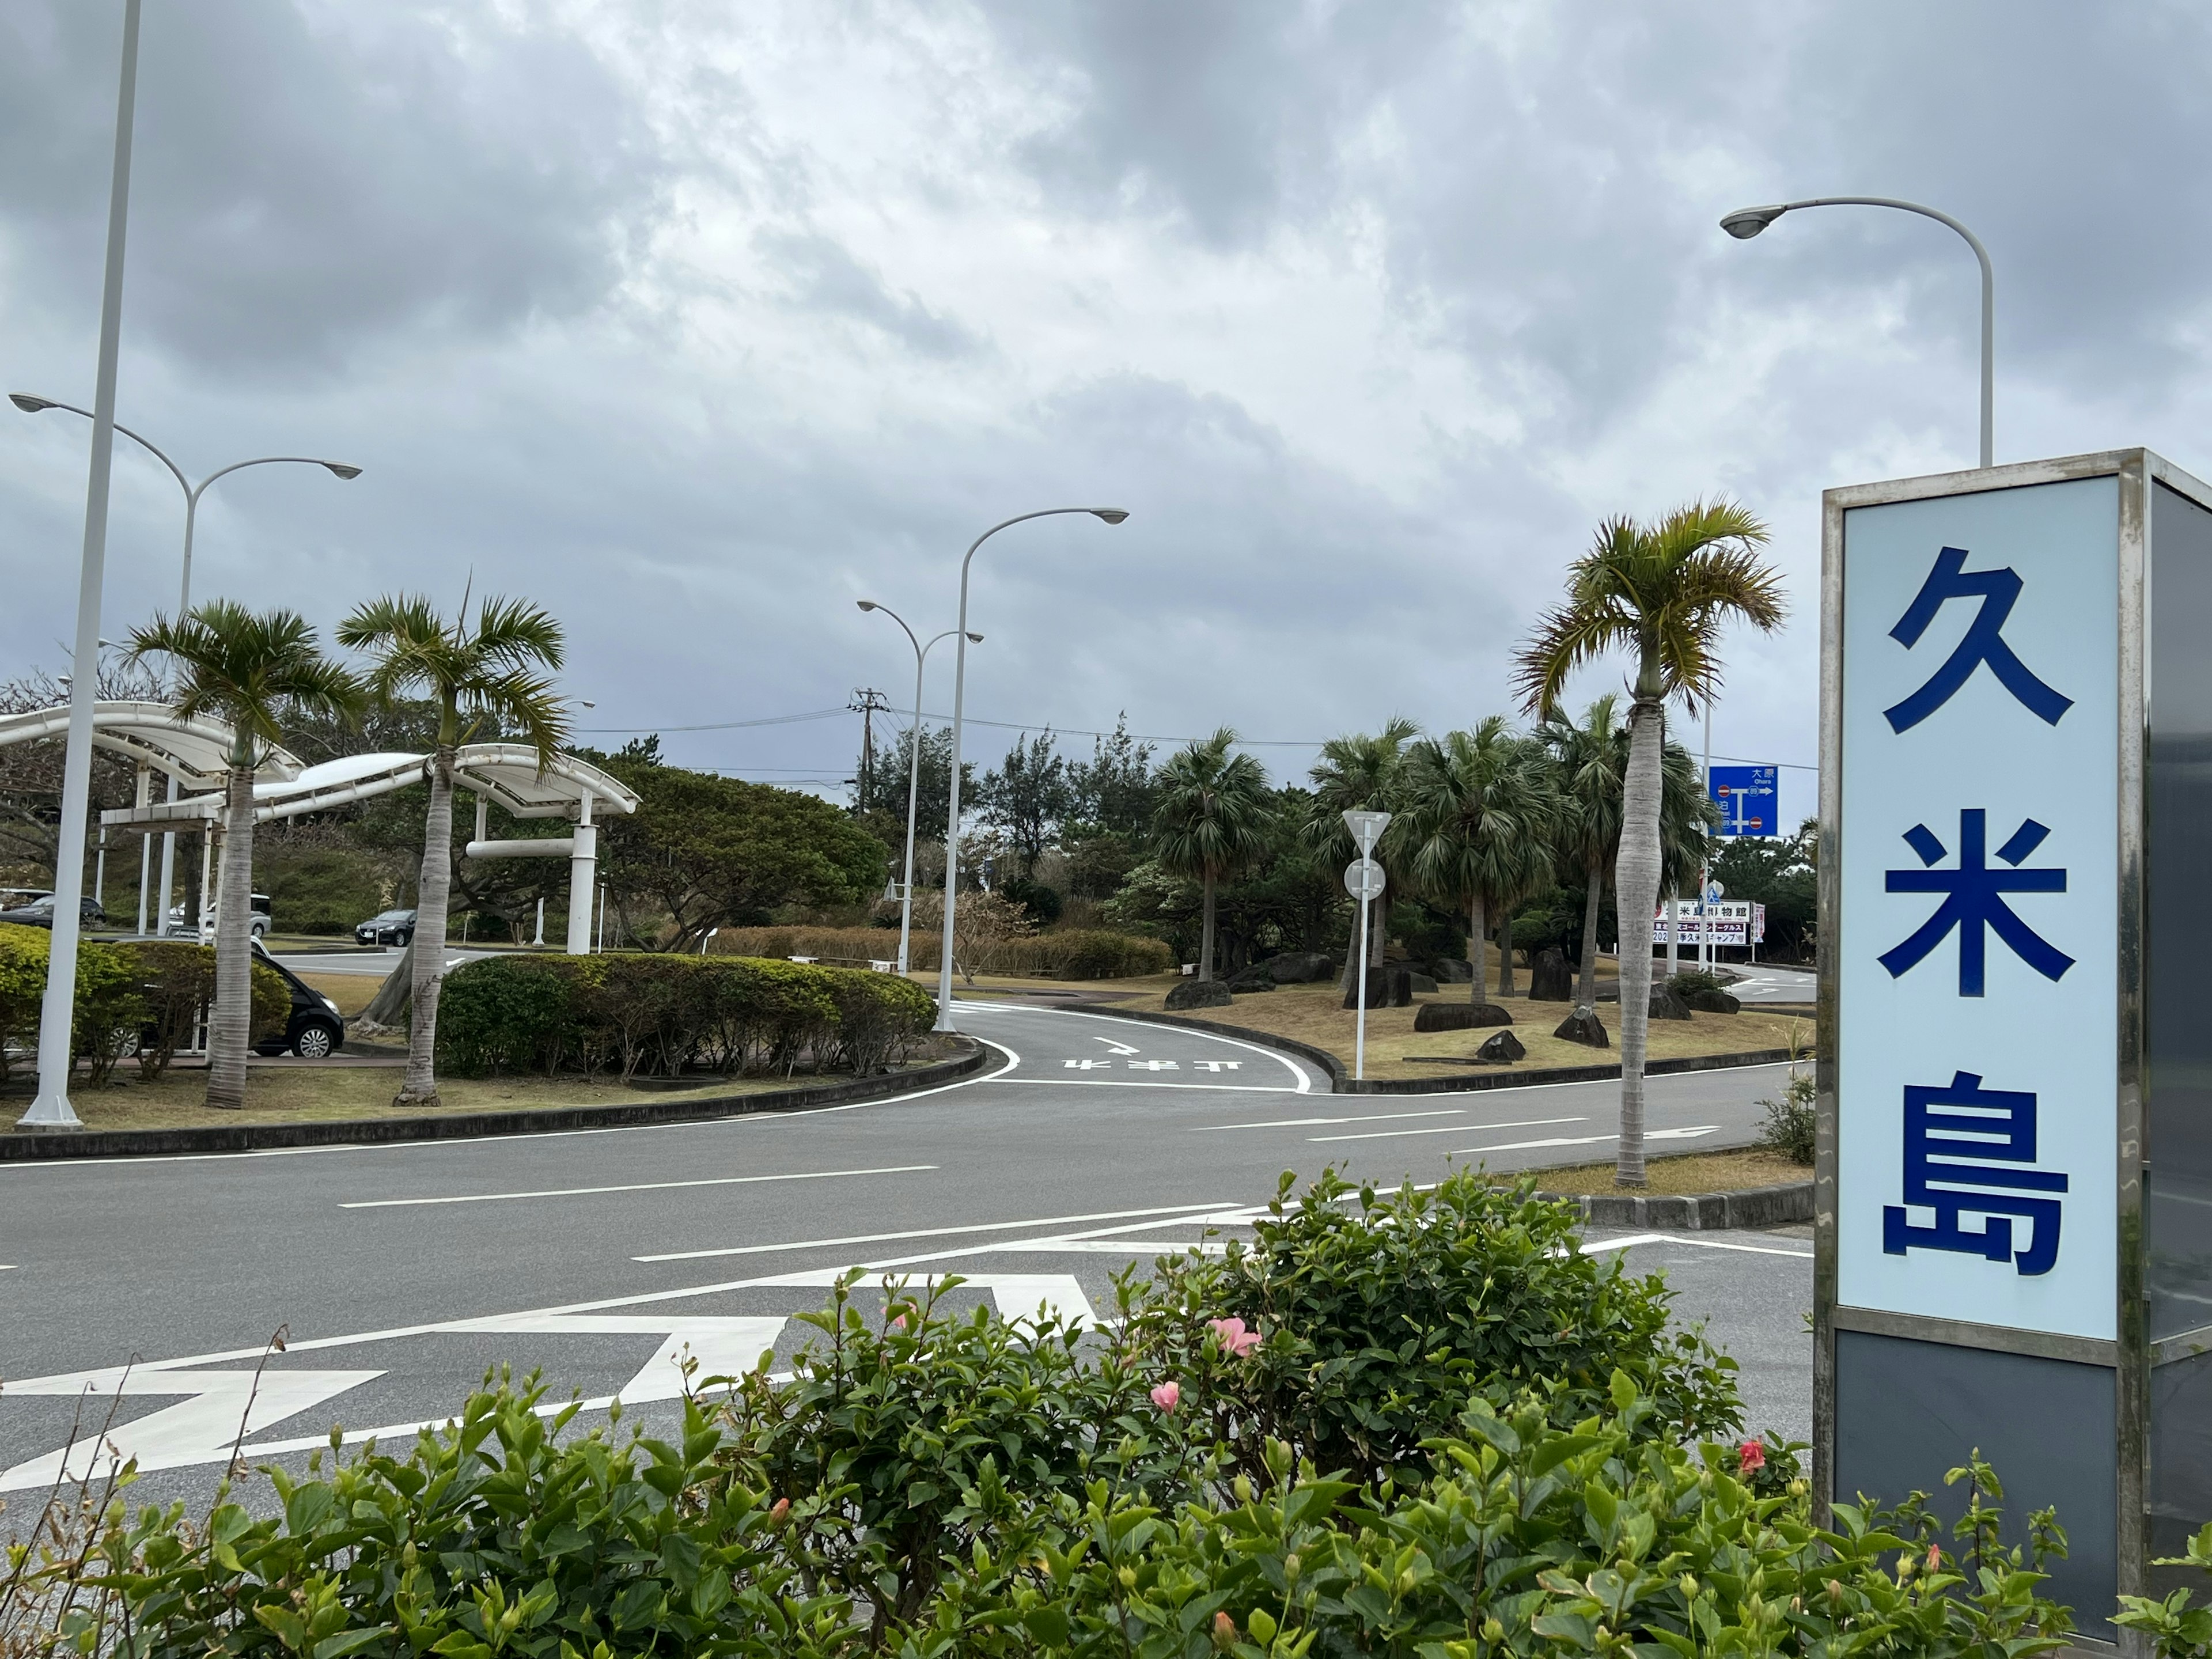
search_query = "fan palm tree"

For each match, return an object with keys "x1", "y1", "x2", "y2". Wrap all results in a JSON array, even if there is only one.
[
  {"x1": 1303, "y1": 717, "x2": 1419, "y2": 986},
  {"x1": 126, "y1": 603, "x2": 359, "y2": 1110},
  {"x1": 1152, "y1": 729, "x2": 1275, "y2": 980},
  {"x1": 338, "y1": 593, "x2": 567, "y2": 1108},
  {"x1": 1399, "y1": 719, "x2": 1560, "y2": 1003},
  {"x1": 1514, "y1": 500, "x2": 1783, "y2": 1185}
]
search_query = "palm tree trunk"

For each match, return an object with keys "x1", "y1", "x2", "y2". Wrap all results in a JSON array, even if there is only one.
[
  {"x1": 206, "y1": 767, "x2": 257, "y2": 1109},
  {"x1": 1200, "y1": 870, "x2": 1217, "y2": 980},
  {"x1": 398, "y1": 747, "x2": 455, "y2": 1107},
  {"x1": 1575, "y1": 863, "x2": 1603, "y2": 1013},
  {"x1": 1467, "y1": 893, "x2": 1487, "y2": 1002},
  {"x1": 1497, "y1": 910, "x2": 1517, "y2": 997},
  {"x1": 1615, "y1": 697, "x2": 1666, "y2": 1186}
]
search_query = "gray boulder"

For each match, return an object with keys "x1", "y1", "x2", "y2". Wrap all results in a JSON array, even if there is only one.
[
  {"x1": 1341, "y1": 966, "x2": 1412, "y2": 1009},
  {"x1": 1474, "y1": 1029, "x2": 1527, "y2": 1063},
  {"x1": 1553, "y1": 1009, "x2": 1609, "y2": 1047},
  {"x1": 1684, "y1": 987, "x2": 1741, "y2": 1014},
  {"x1": 1528, "y1": 946, "x2": 1573, "y2": 1002},
  {"x1": 1649, "y1": 984, "x2": 1694, "y2": 1021},
  {"x1": 1225, "y1": 961, "x2": 1276, "y2": 992},
  {"x1": 1414, "y1": 1001, "x2": 1514, "y2": 1032},
  {"x1": 1269, "y1": 952, "x2": 1336, "y2": 984},
  {"x1": 1430, "y1": 957, "x2": 1472, "y2": 983},
  {"x1": 1407, "y1": 972, "x2": 1438, "y2": 994},
  {"x1": 1165, "y1": 978, "x2": 1234, "y2": 1010}
]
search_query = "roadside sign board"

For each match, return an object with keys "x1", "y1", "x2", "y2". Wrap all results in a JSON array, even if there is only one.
[
  {"x1": 1709, "y1": 764, "x2": 1778, "y2": 835},
  {"x1": 1651, "y1": 900, "x2": 1763, "y2": 946},
  {"x1": 1342, "y1": 858, "x2": 1385, "y2": 900}
]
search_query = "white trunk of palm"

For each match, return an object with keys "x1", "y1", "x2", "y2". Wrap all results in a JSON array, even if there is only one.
[
  {"x1": 1614, "y1": 698, "x2": 1665, "y2": 1185},
  {"x1": 399, "y1": 745, "x2": 454, "y2": 1105},
  {"x1": 1576, "y1": 864, "x2": 1603, "y2": 1013},
  {"x1": 1497, "y1": 911, "x2": 1516, "y2": 996},
  {"x1": 1467, "y1": 893, "x2": 1486, "y2": 1002},
  {"x1": 1199, "y1": 869, "x2": 1217, "y2": 980},
  {"x1": 207, "y1": 764, "x2": 257, "y2": 1109}
]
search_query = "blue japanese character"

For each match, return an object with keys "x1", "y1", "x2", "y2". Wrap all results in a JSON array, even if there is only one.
[
  {"x1": 1883, "y1": 1070, "x2": 2067, "y2": 1276},
  {"x1": 1881, "y1": 809, "x2": 2073, "y2": 995},
  {"x1": 1884, "y1": 546, "x2": 2074, "y2": 733}
]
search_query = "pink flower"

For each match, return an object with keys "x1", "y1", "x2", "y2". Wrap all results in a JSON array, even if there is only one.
[
  {"x1": 768, "y1": 1498, "x2": 791, "y2": 1525},
  {"x1": 887, "y1": 1313, "x2": 907, "y2": 1332},
  {"x1": 1208, "y1": 1317, "x2": 1262, "y2": 1358},
  {"x1": 1151, "y1": 1380, "x2": 1181, "y2": 1413},
  {"x1": 1927, "y1": 1544, "x2": 1942, "y2": 1571},
  {"x1": 1737, "y1": 1439, "x2": 1766, "y2": 1474}
]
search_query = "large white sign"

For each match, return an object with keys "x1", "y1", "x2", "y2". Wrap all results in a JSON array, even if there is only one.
[
  {"x1": 1652, "y1": 901, "x2": 1766, "y2": 946},
  {"x1": 1838, "y1": 476, "x2": 2118, "y2": 1341}
]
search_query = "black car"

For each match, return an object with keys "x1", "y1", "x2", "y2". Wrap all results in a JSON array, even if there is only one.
[
  {"x1": 251, "y1": 940, "x2": 347, "y2": 1059},
  {"x1": 0, "y1": 893, "x2": 107, "y2": 929},
  {"x1": 355, "y1": 907, "x2": 416, "y2": 946}
]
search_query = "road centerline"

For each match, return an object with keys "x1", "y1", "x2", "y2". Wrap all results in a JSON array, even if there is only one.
[
  {"x1": 339, "y1": 1162, "x2": 939, "y2": 1210},
  {"x1": 631, "y1": 1200, "x2": 1248, "y2": 1263},
  {"x1": 1308, "y1": 1114, "x2": 1584, "y2": 1144},
  {"x1": 1192, "y1": 1108, "x2": 1465, "y2": 1132}
]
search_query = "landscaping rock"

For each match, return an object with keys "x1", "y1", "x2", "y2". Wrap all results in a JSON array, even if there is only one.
[
  {"x1": 1414, "y1": 1001, "x2": 1514, "y2": 1032},
  {"x1": 1649, "y1": 984, "x2": 1694, "y2": 1021},
  {"x1": 1553, "y1": 1008, "x2": 1610, "y2": 1047},
  {"x1": 1474, "y1": 1029, "x2": 1527, "y2": 1063},
  {"x1": 1341, "y1": 966, "x2": 1412, "y2": 1009},
  {"x1": 1269, "y1": 952, "x2": 1335, "y2": 984},
  {"x1": 1165, "y1": 978, "x2": 1234, "y2": 1010},
  {"x1": 1528, "y1": 946, "x2": 1573, "y2": 1002},
  {"x1": 1430, "y1": 957, "x2": 1472, "y2": 983},
  {"x1": 1407, "y1": 972, "x2": 1438, "y2": 994},
  {"x1": 1684, "y1": 988, "x2": 1741, "y2": 1014},
  {"x1": 1225, "y1": 961, "x2": 1277, "y2": 992}
]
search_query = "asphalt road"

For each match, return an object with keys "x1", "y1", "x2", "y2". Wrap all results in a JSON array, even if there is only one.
[{"x1": 0, "y1": 1000, "x2": 1808, "y2": 1518}]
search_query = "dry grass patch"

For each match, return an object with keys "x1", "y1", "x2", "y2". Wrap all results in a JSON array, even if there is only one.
[
  {"x1": 296, "y1": 971, "x2": 381, "y2": 1018},
  {"x1": 1130, "y1": 982, "x2": 1812, "y2": 1081},
  {"x1": 1498, "y1": 1146, "x2": 1809, "y2": 1196}
]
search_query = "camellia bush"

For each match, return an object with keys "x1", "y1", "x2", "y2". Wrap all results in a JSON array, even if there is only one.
[
  {"x1": 433, "y1": 953, "x2": 938, "y2": 1082},
  {"x1": 1, "y1": 1171, "x2": 2079, "y2": 1658}
]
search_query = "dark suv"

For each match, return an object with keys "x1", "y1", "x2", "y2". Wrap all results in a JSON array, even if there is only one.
[
  {"x1": 250, "y1": 941, "x2": 347, "y2": 1059},
  {"x1": 0, "y1": 893, "x2": 107, "y2": 929},
  {"x1": 355, "y1": 907, "x2": 416, "y2": 946}
]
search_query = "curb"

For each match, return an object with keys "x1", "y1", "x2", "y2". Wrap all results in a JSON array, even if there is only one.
[
  {"x1": 1, "y1": 1040, "x2": 991, "y2": 1162},
  {"x1": 1099, "y1": 1007, "x2": 1796, "y2": 1095},
  {"x1": 1540, "y1": 1180, "x2": 1814, "y2": 1230}
]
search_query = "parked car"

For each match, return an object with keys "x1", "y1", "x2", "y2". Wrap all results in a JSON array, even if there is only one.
[
  {"x1": 251, "y1": 939, "x2": 346, "y2": 1059},
  {"x1": 355, "y1": 907, "x2": 416, "y2": 946},
  {"x1": 169, "y1": 894, "x2": 272, "y2": 940},
  {"x1": 0, "y1": 893, "x2": 107, "y2": 930}
]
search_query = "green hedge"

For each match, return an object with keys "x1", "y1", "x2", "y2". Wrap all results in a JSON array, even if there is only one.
[
  {"x1": 707, "y1": 924, "x2": 1173, "y2": 979},
  {"x1": 435, "y1": 953, "x2": 937, "y2": 1081}
]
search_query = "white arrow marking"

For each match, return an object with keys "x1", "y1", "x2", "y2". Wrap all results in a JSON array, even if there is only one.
[
  {"x1": 1, "y1": 1368, "x2": 384, "y2": 1491},
  {"x1": 1446, "y1": 1124, "x2": 1719, "y2": 1157},
  {"x1": 445, "y1": 1315, "x2": 788, "y2": 1403},
  {"x1": 1092, "y1": 1036, "x2": 1139, "y2": 1055},
  {"x1": 758, "y1": 1270, "x2": 1097, "y2": 1329}
]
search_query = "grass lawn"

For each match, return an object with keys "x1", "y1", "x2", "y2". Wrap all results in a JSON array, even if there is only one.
[
  {"x1": 1124, "y1": 980, "x2": 1813, "y2": 1082},
  {"x1": 296, "y1": 971, "x2": 382, "y2": 1018},
  {"x1": 1501, "y1": 1147, "x2": 1810, "y2": 1195}
]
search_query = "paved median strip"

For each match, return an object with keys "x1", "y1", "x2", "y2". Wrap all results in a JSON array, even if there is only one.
[
  {"x1": 1308, "y1": 1114, "x2": 1584, "y2": 1144},
  {"x1": 340, "y1": 1164, "x2": 940, "y2": 1209}
]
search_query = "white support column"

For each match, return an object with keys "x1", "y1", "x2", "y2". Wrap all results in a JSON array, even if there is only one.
[
  {"x1": 196, "y1": 830, "x2": 215, "y2": 941},
  {"x1": 132, "y1": 765, "x2": 150, "y2": 934},
  {"x1": 566, "y1": 793, "x2": 595, "y2": 955}
]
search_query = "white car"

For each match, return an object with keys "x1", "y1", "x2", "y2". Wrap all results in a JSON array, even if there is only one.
[{"x1": 169, "y1": 893, "x2": 273, "y2": 940}]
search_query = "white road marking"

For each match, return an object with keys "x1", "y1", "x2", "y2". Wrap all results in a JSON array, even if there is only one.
[
  {"x1": 1092, "y1": 1036, "x2": 1141, "y2": 1055},
  {"x1": 1193, "y1": 1108, "x2": 1465, "y2": 1132},
  {"x1": 445, "y1": 1314, "x2": 788, "y2": 1402},
  {"x1": 1448, "y1": 1125, "x2": 1719, "y2": 1157},
  {"x1": 957, "y1": 1002, "x2": 1313, "y2": 1092},
  {"x1": 1583, "y1": 1232, "x2": 1812, "y2": 1260},
  {"x1": 978, "y1": 1077, "x2": 1300, "y2": 1092},
  {"x1": 632, "y1": 1201, "x2": 1245, "y2": 1263},
  {"x1": 339, "y1": 1163, "x2": 938, "y2": 1210},
  {"x1": 1309, "y1": 1114, "x2": 1584, "y2": 1143}
]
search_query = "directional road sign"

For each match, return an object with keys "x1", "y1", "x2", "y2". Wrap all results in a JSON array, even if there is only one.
[
  {"x1": 1343, "y1": 858, "x2": 1386, "y2": 900},
  {"x1": 1709, "y1": 764, "x2": 1778, "y2": 836}
]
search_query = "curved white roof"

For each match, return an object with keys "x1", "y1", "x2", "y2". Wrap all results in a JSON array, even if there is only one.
[
  {"x1": 452, "y1": 743, "x2": 641, "y2": 820},
  {"x1": 0, "y1": 699, "x2": 303, "y2": 785}
]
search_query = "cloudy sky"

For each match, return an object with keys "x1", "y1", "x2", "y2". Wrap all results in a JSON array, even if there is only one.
[{"x1": 5, "y1": 2, "x2": 2208, "y2": 828}]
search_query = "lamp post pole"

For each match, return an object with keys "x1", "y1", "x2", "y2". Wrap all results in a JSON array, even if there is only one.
[
  {"x1": 931, "y1": 507, "x2": 1129, "y2": 1034},
  {"x1": 857, "y1": 601, "x2": 980, "y2": 977},
  {"x1": 1719, "y1": 196, "x2": 1994, "y2": 469},
  {"x1": 10, "y1": 396, "x2": 361, "y2": 938},
  {"x1": 21, "y1": 0, "x2": 142, "y2": 1131}
]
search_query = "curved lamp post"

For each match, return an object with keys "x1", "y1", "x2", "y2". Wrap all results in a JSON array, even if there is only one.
[
  {"x1": 856, "y1": 601, "x2": 982, "y2": 976},
  {"x1": 1719, "y1": 196, "x2": 1994, "y2": 469},
  {"x1": 10, "y1": 392, "x2": 359, "y2": 938},
  {"x1": 933, "y1": 507, "x2": 1128, "y2": 1033}
]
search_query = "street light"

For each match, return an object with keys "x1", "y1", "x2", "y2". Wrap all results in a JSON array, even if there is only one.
[
  {"x1": 1718, "y1": 196, "x2": 1995, "y2": 469},
  {"x1": 857, "y1": 599, "x2": 982, "y2": 976},
  {"x1": 932, "y1": 507, "x2": 1128, "y2": 1033},
  {"x1": 12, "y1": 392, "x2": 361, "y2": 942}
]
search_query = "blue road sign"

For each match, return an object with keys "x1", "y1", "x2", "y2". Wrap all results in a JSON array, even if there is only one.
[{"x1": 1709, "y1": 764, "x2": 1778, "y2": 836}]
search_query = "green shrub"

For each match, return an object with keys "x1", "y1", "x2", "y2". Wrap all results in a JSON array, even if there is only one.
[
  {"x1": 2120, "y1": 1521, "x2": 2212, "y2": 1654},
  {"x1": 1758, "y1": 1066, "x2": 1818, "y2": 1165},
  {"x1": 1666, "y1": 966, "x2": 1731, "y2": 997},
  {"x1": 703, "y1": 924, "x2": 1173, "y2": 979}
]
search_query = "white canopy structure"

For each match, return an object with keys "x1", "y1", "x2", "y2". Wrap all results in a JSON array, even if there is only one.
[{"x1": 0, "y1": 702, "x2": 637, "y2": 955}]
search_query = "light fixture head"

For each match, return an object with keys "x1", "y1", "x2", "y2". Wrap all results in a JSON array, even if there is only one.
[
  {"x1": 9, "y1": 393, "x2": 57, "y2": 414},
  {"x1": 1092, "y1": 508, "x2": 1130, "y2": 525},
  {"x1": 323, "y1": 462, "x2": 363, "y2": 480},
  {"x1": 965, "y1": 631, "x2": 984, "y2": 643},
  {"x1": 1719, "y1": 204, "x2": 1787, "y2": 240},
  {"x1": 857, "y1": 600, "x2": 879, "y2": 612}
]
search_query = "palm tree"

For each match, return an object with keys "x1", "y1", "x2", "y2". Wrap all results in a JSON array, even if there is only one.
[
  {"x1": 126, "y1": 603, "x2": 359, "y2": 1110},
  {"x1": 1304, "y1": 718, "x2": 1419, "y2": 987},
  {"x1": 338, "y1": 593, "x2": 567, "y2": 1108},
  {"x1": 1514, "y1": 500, "x2": 1783, "y2": 1186},
  {"x1": 1399, "y1": 719, "x2": 1560, "y2": 1003},
  {"x1": 1152, "y1": 729, "x2": 1275, "y2": 980}
]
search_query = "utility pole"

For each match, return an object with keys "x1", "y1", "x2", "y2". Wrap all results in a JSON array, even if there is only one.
[{"x1": 850, "y1": 687, "x2": 890, "y2": 807}]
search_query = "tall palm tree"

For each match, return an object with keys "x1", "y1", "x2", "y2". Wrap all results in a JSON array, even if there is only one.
[
  {"x1": 1304, "y1": 717, "x2": 1419, "y2": 987},
  {"x1": 1514, "y1": 500, "x2": 1783, "y2": 1186},
  {"x1": 1399, "y1": 719, "x2": 1560, "y2": 1003},
  {"x1": 338, "y1": 593, "x2": 567, "y2": 1107},
  {"x1": 127, "y1": 603, "x2": 359, "y2": 1110},
  {"x1": 1152, "y1": 729, "x2": 1275, "y2": 981}
]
